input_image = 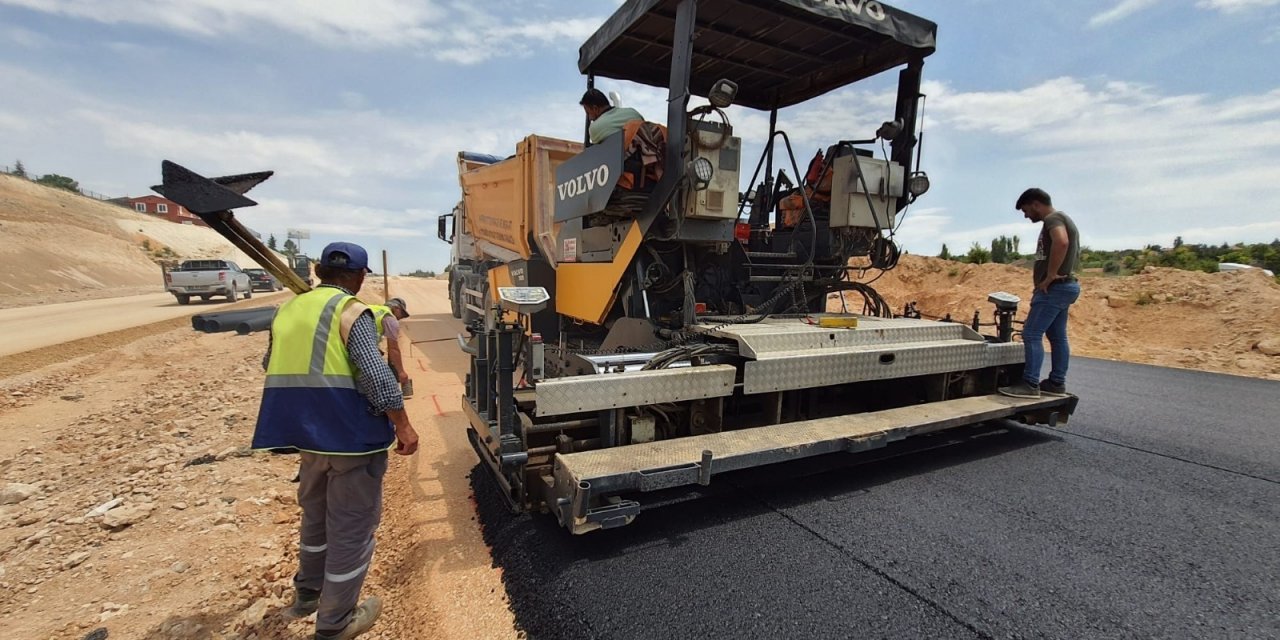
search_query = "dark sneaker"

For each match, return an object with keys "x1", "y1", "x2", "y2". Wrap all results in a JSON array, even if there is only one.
[
  {"x1": 284, "y1": 587, "x2": 320, "y2": 619},
  {"x1": 315, "y1": 596, "x2": 382, "y2": 640},
  {"x1": 1039, "y1": 380, "x2": 1068, "y2": 397},
  {"x1": 998, "y1": 381, "x2": 1041, "y2": 399}
]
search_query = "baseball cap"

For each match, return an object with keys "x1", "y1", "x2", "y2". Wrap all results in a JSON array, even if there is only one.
[
  {"x1": 388, "y1": 297, "x2": 410, "y2": 317},
  {"x1": 319, "y1": 241, "x2": 371, "y2": 272}
]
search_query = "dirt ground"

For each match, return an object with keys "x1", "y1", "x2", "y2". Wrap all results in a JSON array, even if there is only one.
[
  {"x1": 845, "y1": 255, "x2": 1280, "y2": 380},
  {"x1": 0, "y1": 278, "x2": 517, "y2": 640}
]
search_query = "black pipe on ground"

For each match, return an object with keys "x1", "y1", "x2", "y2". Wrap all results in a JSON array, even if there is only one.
[
  {"x1": 205, "y1": 310, "x2": 274, "y2": 333},
  {"x1": 191, "y1": 306, "x2": 275, "y2": 331},
  {"x1": 235, "y1": 314, "x2": 275, "y2": 335}
]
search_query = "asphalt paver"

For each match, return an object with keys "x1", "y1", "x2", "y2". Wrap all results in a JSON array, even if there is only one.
[{"x1": 475, "y1": 357, "x2": 1280, "y2": 639}]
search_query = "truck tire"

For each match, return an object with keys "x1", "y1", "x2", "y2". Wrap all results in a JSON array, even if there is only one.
[
  {"x1": 226, "y1": 284, "x2": 238, "y2": 302},
  {"x1": 450, "y1": 277, "x2": 463, "y2": 319},
  {"x1": 176, "y1": 294, "x2": 190, "y2": 305}
]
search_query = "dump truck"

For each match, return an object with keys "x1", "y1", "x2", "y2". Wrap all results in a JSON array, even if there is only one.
[{"x1": 451, "y1": 0, "x2": 1078, "y2": 533}]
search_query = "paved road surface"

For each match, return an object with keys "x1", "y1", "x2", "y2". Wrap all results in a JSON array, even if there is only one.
[
  {"x1": 0, "y1": 289, "x2": 289, "y2": 357},
  {"x1": 421, "y1": 284, "x2": 1279, "y2": 639}
]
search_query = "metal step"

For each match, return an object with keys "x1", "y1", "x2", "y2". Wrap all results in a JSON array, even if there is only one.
[{"x1": 548, "y1": 393, "x2": 1076, "y2": 533}]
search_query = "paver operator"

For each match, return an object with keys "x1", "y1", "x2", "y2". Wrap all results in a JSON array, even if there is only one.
[
  {"x1": 580, "y1": 87, "x2": 644, "y2": 144},
  {"x1": 252, "y1": 241, "x2": 419, "y2": 640}
]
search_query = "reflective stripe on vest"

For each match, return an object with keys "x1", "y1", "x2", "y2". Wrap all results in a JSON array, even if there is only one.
[{"x1": 252, "y1": 287, "x2": 393, "y2": 455}]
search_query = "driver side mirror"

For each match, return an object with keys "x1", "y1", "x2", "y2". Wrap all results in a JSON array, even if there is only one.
[{"x1": 437, "y1": 215, "x2": 453, "y2": 244}]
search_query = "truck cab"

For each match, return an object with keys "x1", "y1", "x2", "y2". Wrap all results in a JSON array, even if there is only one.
[{"x1": 440, "y1": 152, "x2": 503, "y2": 320}]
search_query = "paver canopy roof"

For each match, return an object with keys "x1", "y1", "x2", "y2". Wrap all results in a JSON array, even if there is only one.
[{"x1": 579, "y1": 0, "x2": 937, "y2": 111}]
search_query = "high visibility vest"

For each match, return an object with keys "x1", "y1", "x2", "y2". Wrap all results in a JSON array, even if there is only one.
[
  {"x1": 369, "y1": 304, "x2": 391, "y2": 338},
  {"x1": 252, "y1": 287, "x2": 394, "y2": 455}
]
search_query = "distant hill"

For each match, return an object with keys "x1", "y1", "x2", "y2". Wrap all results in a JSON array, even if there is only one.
[{"x1": 0, "y1": 174, "x2": 283, "y2": 307}]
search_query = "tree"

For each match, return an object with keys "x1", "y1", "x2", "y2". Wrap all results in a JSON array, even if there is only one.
[
  {"x1": 964, "y1": 242, "x2": 990, "y2": 264},
  {"x1": 283, "y1": 239, "x2": 298, "y2": 257},
  {"x1": 1173, "y1": 236, "x2": 1184, "y2": 249},
  {"x1": 36, "y1": 174, "x2": 80, "y2": 193},
  {"x1": 11, "y1": 160, "x2": 27, "y2": 178},
  {"x1": 989, "y1": 235, "x2": 1018, "y2": 264},
  {"x1": 268, "y1": 234, "x2": 278, "y2": 251},
  {"x1": 939, "y1": 243, "x2": 952, "y2": 260}
]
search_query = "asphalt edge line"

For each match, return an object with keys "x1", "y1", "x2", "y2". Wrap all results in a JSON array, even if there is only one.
[{"x1": 1046, "y1": 428, "x2": 1279, "y2": 486}]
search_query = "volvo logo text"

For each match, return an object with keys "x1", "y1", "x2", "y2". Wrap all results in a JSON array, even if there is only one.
[
  {"x1": 821, "y1": 0, "x2": 886, "y2": 21},
  {"x1": 557, "y1": 165, "x2": 611, "y2": 201}
]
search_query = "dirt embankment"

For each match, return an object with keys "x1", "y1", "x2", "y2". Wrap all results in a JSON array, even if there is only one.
[
  {"x1": 853, "y1": 255, "x2": 1280, "y2": 380},
  {"x1": 0, "y1": 175, "x2": 285, "y2": 309}
]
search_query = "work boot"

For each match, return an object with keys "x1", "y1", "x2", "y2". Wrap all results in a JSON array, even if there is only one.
[
  {"x1": 998, "y1": 381, "x2": 1040, "y2": 399},
  {"x1": 1039, "y1": 380, "x2": 1068, "y2": 397},
  {"x1": 314, "y1": 596, "x2": 382, "y2": 640},
  {"x1": 284, "y1": 587, "x2": 320, "y2": 619}
]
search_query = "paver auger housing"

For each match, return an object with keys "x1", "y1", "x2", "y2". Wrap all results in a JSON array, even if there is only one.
[{"x1": 519, "y1": 1, "x2": 1079, "y2": 533}]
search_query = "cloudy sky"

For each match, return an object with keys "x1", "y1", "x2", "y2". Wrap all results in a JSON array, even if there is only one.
[{"x1": 1, "y1": 0, "x2": 1278, "y2": 271}]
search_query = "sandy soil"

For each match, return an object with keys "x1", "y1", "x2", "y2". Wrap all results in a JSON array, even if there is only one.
[
  {"x1": 0, "y1": 277, "x2": 516, "y2": 640},
  {"x1": 845, "y1": 255, "x2": 1280, "y2": 380},
  {"x1": 0, "y1": 291, "x2": 290, "y2": 358},
  {"x1": 0, "y1": 175, "x2": 286, "y2": 309}
]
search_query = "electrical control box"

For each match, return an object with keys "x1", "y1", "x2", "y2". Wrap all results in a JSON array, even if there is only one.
[
  {"x1": 829, "y1": 154, "x2": 903, "y2": 229},
  {"x1": 685, "y1": 123, "x2": 741, "y2": 221}
]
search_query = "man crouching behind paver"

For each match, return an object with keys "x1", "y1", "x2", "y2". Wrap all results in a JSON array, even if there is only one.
[{"x1": 253, "y1": 241, "x2": 419, "y2": 640}]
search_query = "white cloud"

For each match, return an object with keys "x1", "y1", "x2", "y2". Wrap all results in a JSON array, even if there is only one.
[
  {"x1": 0, "y1": 0, "x2": 605, "y2": 60},
  {"x1": 79, "y1": 112, "x2": 352, "y2": 179},
  {"x1": 0, "y1": 111, "x2": 30, "y2": 132},
  {"x1": 244, "y1": 199, "x2": 438, "y2": 240},
  {"x1": 1088, "y1": 0, "x2": 1163, "y2": 27},
  {"x1": 3, "y1": 24, "x2": 53, "y2": 47},
  {"x1": 889, "y1": 77, "x2": 1280, "y2": 249},
  {"x1": 1196, "y1": 0, "x2": 1280, "y2": 12}
]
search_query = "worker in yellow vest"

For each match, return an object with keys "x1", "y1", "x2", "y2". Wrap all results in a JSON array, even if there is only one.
[
  {"x1": 368, "y1": 298, "x2": 412, "y2": 397},
  {"x1": 254, "y1": 241, "x2": 418, "y2": 640}
]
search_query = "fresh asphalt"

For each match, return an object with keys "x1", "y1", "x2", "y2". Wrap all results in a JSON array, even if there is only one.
[{"x1": 474, "y1": 356, "x2": 1280, "y2": 640}]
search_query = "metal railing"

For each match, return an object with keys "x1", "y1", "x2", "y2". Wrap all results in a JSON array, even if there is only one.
[{"x1": 2, "y1": 165, "x2": 125, "y2": 205}]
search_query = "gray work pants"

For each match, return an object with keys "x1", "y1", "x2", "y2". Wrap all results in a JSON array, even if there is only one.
[{"x1": 294, "y1": 451, "x2": 387, "y2": 634}]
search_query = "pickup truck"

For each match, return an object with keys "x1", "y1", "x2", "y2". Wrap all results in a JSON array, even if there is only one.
[{"x1": 164, "y1": 259, "x2": 252, "y2": 304}]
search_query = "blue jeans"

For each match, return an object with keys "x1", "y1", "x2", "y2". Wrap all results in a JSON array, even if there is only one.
[{"x1": 1021, "y1": 280, "x2": 1081, "y2": 386}]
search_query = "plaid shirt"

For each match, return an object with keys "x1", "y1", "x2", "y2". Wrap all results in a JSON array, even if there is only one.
[{"x1": 262, "y1": 285, "x2": 404, "y2": 414}]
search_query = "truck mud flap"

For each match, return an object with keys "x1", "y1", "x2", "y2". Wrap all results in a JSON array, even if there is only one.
[{"x1": 549, "y1": 393, "x2": 1076, "y2": 534}]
